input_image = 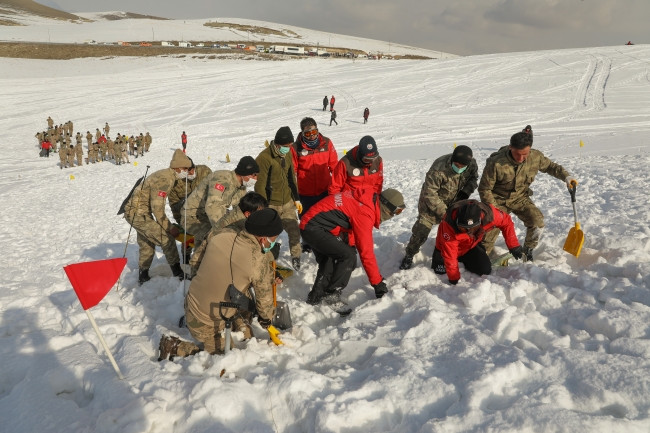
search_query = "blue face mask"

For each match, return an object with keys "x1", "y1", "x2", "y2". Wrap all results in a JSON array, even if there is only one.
[
  {"x1": 452, "y1": 163, "x2": 467, "y2": 174},
  {"x1": 278, "y1": 145, "x2": 290, "y2": 155},
  {"x1": 262, "y1": 237, "x2": 276, "y2": 253}
]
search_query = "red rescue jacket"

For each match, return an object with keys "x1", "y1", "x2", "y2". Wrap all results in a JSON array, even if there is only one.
[
  {"x1": 42, "y1": 140, "x2": 52, "y2": 150},
  {"x1": 328, "y1": 145, "x2": 383, "y2": 196},
  {"x1": 300, "y1": 189, "x2": 383, "y2": 285},
  {"x1": 291, "y1": 133, "x2": 338, "y2": 197},
  {"x1": 435, "y1": 201, "x2": 519, "y2": 281}
]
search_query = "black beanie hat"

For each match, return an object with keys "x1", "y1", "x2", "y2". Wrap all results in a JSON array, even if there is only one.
[
  {"x1": 451, "y1": 145, "x2": 473, "y2": 166},
  {"x1": 358, "y1": 135, "x2": 378, "y2": 157},
  {"x1": 456, "y1": 200, "x2": 482, "y2": 229},
  {"x1": 274, "y1": 126, "x2": 294, "y2": 145},
  {"x1": 234, "y1": 156, "x2": 259, "y2": 176},
  {"x1": 245, "y1": 208, "x2": 283, "y2": 237}
]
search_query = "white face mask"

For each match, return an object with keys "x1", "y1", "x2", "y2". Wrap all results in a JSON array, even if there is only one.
[
  {"x1": 187, "y1": 172, "x2": 197, "y2": 180},
  {"x1": 176, "y1": 170, "x2": 189, "y2": 180},
  {"x1": 244, "y1": 177, "x2": 257, "y2": 188}
]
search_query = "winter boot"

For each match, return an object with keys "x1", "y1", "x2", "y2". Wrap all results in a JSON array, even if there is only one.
[
  {"x1": 399, "y1": 254, "x2": 414, "y2": 270},
  {"x1": 170, "y1": 263, "x2": 188, "y2": 281},
  {"x1": 291, "y1": 257, "x2": 301, "y2": 271},
  {"x1": 307, "y1": 288, "x2": 326, "y2": 305},
  {"x1": 431, "y1": 248, "x2": 446, "y2": 274},
  {"x1": 138, "y1": 269, "x2": 151, "y2": 285}
]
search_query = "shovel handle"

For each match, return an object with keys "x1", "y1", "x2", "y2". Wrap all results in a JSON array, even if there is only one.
[{"x1": 567, "y1": 183, "x2": 577, "y2": 203}]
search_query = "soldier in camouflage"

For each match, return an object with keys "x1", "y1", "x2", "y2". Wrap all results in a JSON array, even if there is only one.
[
  {"x1": 400, "y1": 145, "x2": 479, "y2": 270},
  {"x1": 478, "y1": 126, "x2": 577, "y2": 261},
  {"x1": 122, "y1": 149, "x2": 193, "y2": 284},
  {"x1": 183, "y1": 156, "x2": 259, "y2": 249},
  {"x1": 158, "y1": 208, "x2": 283, "y2": 359}
]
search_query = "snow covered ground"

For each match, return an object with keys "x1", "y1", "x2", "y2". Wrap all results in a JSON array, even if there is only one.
[{"x1": 1, "y1": 38, "x2": 650, "y2": 432}]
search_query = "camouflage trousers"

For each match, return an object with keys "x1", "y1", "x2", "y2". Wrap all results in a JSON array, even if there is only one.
[
  {"x1": 482, "y1": 198, "x2": 544, "y2": 254},
  {"x1": 184, "y1": 306, "x2": 253, "y2": 355},
  {"x1": 125, "y1": 214, "x2": 180, "y2": 270},
  {"x1": 404, "y1": 209, "x2": 442, "y2": 257},
  {"x1": 270, "y1": 201, "x2": 301, "y2": 259}
]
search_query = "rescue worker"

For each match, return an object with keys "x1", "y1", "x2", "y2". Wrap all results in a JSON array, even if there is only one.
[
  {"x1": 478, "y1": 126, "x2": 577, "y2": 261},
  {"x1": 169, "y1": 161, "x2": 213, "y2": 225},
  {"x1": 254, "y1": 126, "x2": 302, "y2": 271},
  {"x1": 104, "y1": 122, "x2": 110, "y2": 137},
  {"x1": 300, "y1": 188, "x2": 405, "y2": 303},
  {"x1": 95, "y1": 128, "x2": 101, "y2": 142},
  {"x1": 47, "y1": 116, "x2": 54, "y2": 129},
  {"x1": 329, "y1": 135, "x2": 383, "y2": 196},
  {"x1": 323, "y1": 95, "x2": 329, "y2": 111},
  {"x1": 58, "y1": 143, "x2": 68, "y2": 169},
  {"x1": 120, "y1": 139, "x2": 129, "y2": 164},
  {"x1": 121, "y1": 149, "x2": 192, "y2": 284},
  {"x1": 181, "y1": 131, "x2": 187, "y2": 152},
  {"x1": 86, "y1": 131, "x2": 93, "y2": 148},
  {"x1": 363, "y1": 107, "x2": 370, "y2": 124},
  {"x1": 183, "y1": 156, "x2": 259, "y2": 249},
  {"x1": 66, "y1": 144, "x2": 75, "y2": 168},
  {"x1": 399, "y1": 145, "x2": 479, "y2": 270},
  {"x1": 157, "y1": 208, "x2": 283, "y2": 359},
  {"x1": 329, "y1": 109, "x2": 338, "y2": 126},
  {"x1": 330, "y1": 95, "x2": 335, "y2": 111},
  {"x1": 74, "y1": 140, "x2": 83, "y2": 166},
  {"x1": 433, "y1": 199, "x2": 523, "y2": 285}
]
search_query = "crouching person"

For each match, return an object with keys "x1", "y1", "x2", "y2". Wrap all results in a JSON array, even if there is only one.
[
  {"x1": 300, "y1": 188, "x2": 404, "y2": 304},
  {"x1": 433, "y1": 199, "x2": 523, "y2": 285},
  {"x1": 158, "y1": 208, "x2": 283, "y2": 360}
]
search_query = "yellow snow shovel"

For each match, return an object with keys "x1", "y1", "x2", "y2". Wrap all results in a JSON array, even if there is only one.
[{"x1": 563, "y1": 182, "x2": 584, "y2": 257}]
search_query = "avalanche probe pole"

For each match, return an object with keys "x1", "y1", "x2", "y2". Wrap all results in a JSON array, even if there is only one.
[
  {"x1": 182, "y1": 173, "x2": 189, "y2": 294},
  {"x1": 117, "y1": 165, "x2": 150, "y2": 291}
]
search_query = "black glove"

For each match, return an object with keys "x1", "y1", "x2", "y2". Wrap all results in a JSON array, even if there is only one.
[
  {"x1": 258, "y1": 317, "x2": 272, "y2": 329},
  {"x1": 448, "y1": 279, "x2": 459, "y2": 285},
  {"x1": 373, "y1": 280, "x2": 388, "y2": 298},
  {"x1": 455, "y1": 191, "x2": 469, "y2": 201},
  {"x1": 509, "y1": 246, "x2": 523, "y2": 260}
]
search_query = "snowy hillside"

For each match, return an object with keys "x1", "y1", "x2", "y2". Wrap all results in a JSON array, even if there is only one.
[
  {"x1": 0, "y1": 8, "x2": 453, "y2": 59},
  {"x1": 1, "y1": 40, "x2": 650, "y2": 432}
]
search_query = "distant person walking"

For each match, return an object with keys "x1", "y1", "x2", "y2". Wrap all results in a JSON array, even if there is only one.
[
  {"x1": 181, "y1": 131, "x2": 188, "y2": 153},
  {"x1": 330, "y1": 95, "x2": 335, "y2": 111},
  {"x1": 363, "y1": 107, "x2": 370, "y2": 124},
  {"x1": 323, "y1": 96, "x2": 329, "y2": 111},
  {"x1": 330, "y1": 110, "x2": 338, "y2": 126}
]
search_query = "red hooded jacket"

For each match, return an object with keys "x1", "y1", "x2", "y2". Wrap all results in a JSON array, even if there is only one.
[
  {"x1": 290, "y1": 133, "x2": 338, "y2": 197},
  {"x1": 300, "y1": 189, "x2": 383, "y2": 285},
  {"x1": 328, "y1": 145, "x2": 383, "y2": 196},
  {"x1": 436, "y1": 201, "x2": 519, "y2": 281}
]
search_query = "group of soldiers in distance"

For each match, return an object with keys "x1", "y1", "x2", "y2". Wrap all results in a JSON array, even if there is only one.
[{"x1": 36, "y1": 117, "x2": 153, "y2": 169}]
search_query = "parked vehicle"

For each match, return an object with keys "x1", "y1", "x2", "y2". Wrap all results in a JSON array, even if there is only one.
[
  {"x1": 139, "y1": 42, "x2": 152, "y2": 47},
  {"x1": 161, "y1": 41, "x2": 174, "y2": 47},
  {"x1": 178, "y1": 41, "x2": 192, "y2": 48}
]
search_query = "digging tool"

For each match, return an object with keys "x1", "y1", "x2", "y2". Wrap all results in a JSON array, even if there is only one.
[
  {"x1": 219, "y1": 301, "x2": 241, "y2": 354},
  {"x1": 563, "y1": 183, "x2": 584, "y2": 257}
]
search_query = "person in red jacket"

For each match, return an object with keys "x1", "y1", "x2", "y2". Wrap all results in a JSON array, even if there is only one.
[
  {"x1": 329, "y1": 135, "x2": 383, "y2": 196},
  {"x1": 291, "y1": 117, "x2": 339, "y2": 215},
  {"x1": 41, "y1": 138, "x2": 52, "y2": 157},
  {"x1": 181, "y1": 131, "x2": 188, "y2": 152},
  {"x1": 330, "y1": 95, "x2": 335, "y2": 111},
  {"x1": 300, "y1": 188, "x2": 404, "y2": 304},
  {"x1": 434, "y1": 199, "x2": 523, "y2": 285}
]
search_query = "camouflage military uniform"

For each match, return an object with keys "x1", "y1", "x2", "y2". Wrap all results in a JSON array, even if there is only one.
[
  {"x1": 479, "y1": 146, "x2": 570, "y2": 254},
  {"x1": 86, "y1": 132, "x2": 93, "y2": 148},
  {"x1": 103, "y1": 122, "x2": 110, "y2": 137},
  {"x1": 184, "y1": 227, "x2": 275, "y2": 354},
  {"x1": 123, "y1": 167, "x2": 182, "y2": 270},
  {"x1": 47, "y1": 116, "x2": 54, "y2": 129},
  {"x1": 144, "y1": 132, "x2": 152, "y2": 152},
  {"x1": 404, "y1": 153, "x2": 479, "y2": 257},
  {"x1": 168, "y1": 165, "x2": 213, "y2": 224},
  {"x1": 66, "y1": 145, "x2": 75, "y2": 167},
  {"x1": 58, "y1": 145, "x2": 67, "y2": 168},
  {"x1": 183, "y1": 170, "x2": 247, "y2": 247},
  {"x1": 74, "y1": 141, "x2": 83, "y2": 166}
]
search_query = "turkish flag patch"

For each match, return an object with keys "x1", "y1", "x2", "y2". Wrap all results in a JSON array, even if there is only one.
[
  {"x1": 214, "y1": 183, "x2": 225, "y2": 191},
  {"x1": 157, "y1": 190, "x2": 167, "y2": 198}
]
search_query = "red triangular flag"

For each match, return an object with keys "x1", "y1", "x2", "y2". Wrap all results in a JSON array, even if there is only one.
[{"x1": 64, "y1": 258, "x2": 127, "y2": 310}]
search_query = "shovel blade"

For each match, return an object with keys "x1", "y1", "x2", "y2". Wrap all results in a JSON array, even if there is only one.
[{"x1": 563, "y1": 225, "x2": 584, "y2": 257}]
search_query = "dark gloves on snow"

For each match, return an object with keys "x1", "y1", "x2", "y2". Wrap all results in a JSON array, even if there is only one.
[
  {"x1": 373, "y1": 280, "x2": 388, "y2": 298},
  {"x1": 448, "y1": 279, "x2": 459, "y2": 285},
  {"x1": 509, "y1": 246, "x2": 524, "y2": 260}
]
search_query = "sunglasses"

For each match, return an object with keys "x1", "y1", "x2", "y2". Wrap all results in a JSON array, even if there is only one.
[
  {"x1": 303, "y1": 128, "x2": 318, "y2": 138},
  {"x1": 379, "y1": 194, "x2": 404, "y2": 215}
]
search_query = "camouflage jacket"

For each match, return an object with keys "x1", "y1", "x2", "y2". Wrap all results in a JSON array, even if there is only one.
[
  {"x1": 184, "y1": 170, "x2": 246, "y2": 228},
  {"x1": 479, "y1": 146, "x2": 569, "y2": 207},
  {"x1": 417, "y1": 154, "x2": 479, "y2": 220},
  {"x1": 168, "y1": 165, "x2": 212, "y2": 223},
  {"x1": 123, "y1": 168, "x2": 177, "y2": 232},
  {"x1": 186, "y1": 227, "x2": 275, "y2": 325}
]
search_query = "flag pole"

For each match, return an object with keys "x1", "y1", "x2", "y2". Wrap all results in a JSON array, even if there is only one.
[{"x1": 85, "y1": 310, "x2": 124, "y2": 380}]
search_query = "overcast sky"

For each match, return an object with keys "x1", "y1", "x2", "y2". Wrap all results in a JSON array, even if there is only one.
[{"x1": 41, "y1": 0, "x2": 647, "y2": 56}]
